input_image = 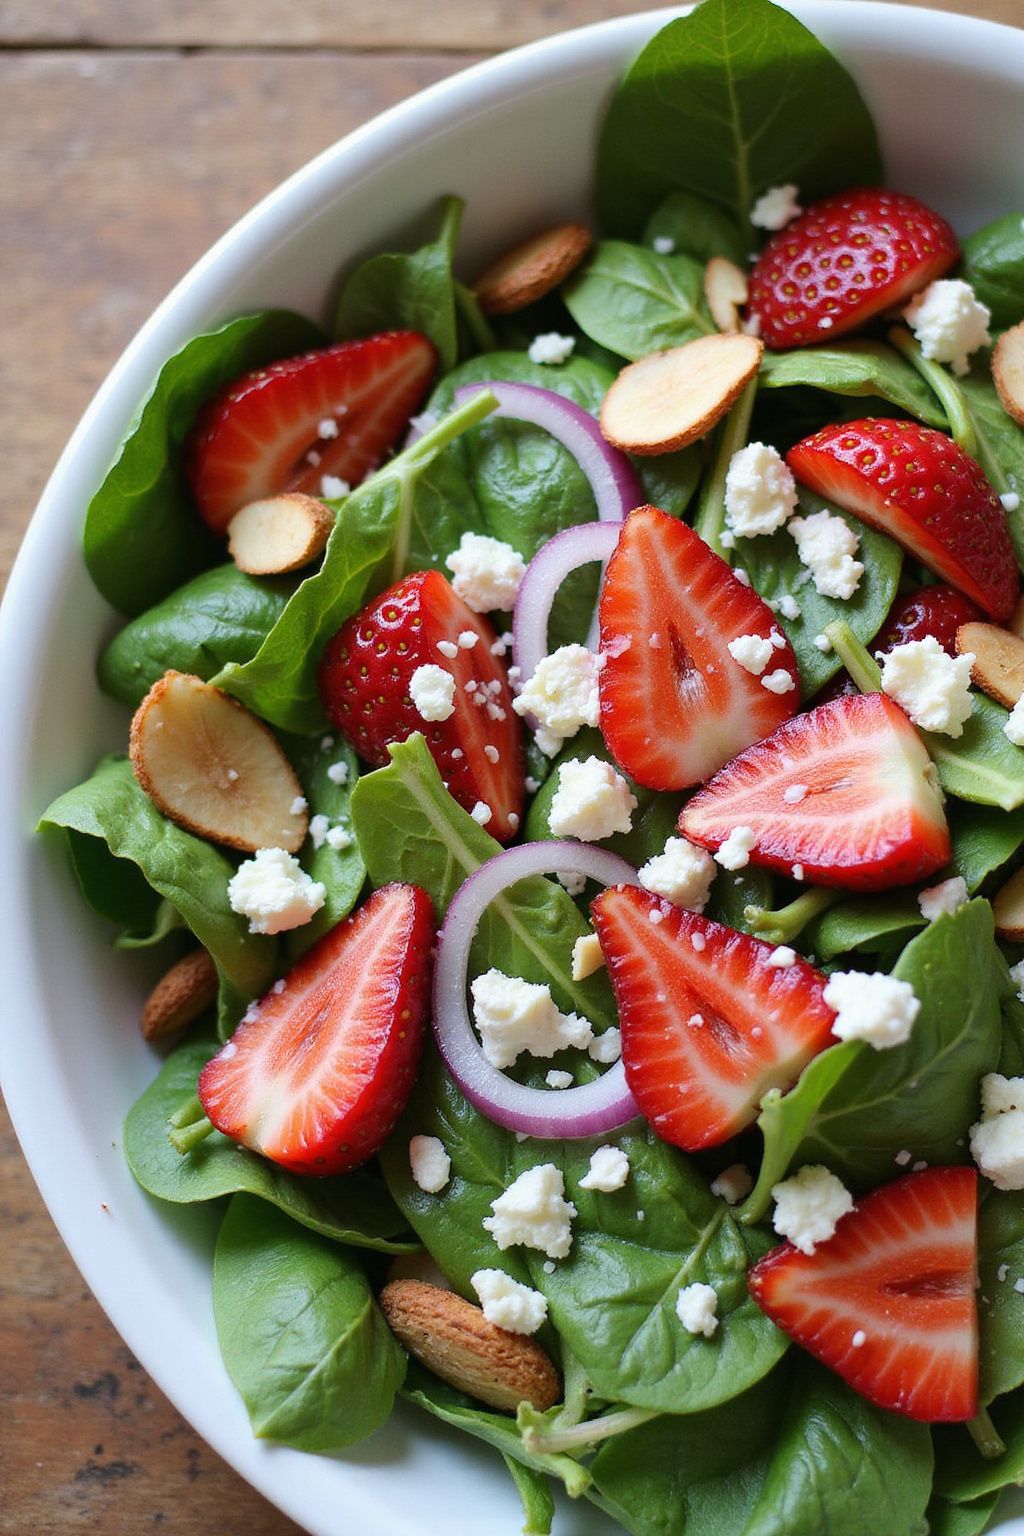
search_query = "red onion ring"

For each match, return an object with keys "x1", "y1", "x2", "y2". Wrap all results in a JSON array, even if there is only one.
[
  {"x1": 512, "y1": 520, "x2": 622, "y2": 692},
  {"x1": 432, "y1": 841, "x2": 640, "y2": 1138}
]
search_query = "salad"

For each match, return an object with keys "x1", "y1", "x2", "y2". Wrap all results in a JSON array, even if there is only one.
[{"x1": 38, "y1": 0, "x2": 1024, "y2": 1532}]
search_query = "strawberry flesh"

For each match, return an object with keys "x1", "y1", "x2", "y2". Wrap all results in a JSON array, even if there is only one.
[
  {"x1": 821, "y1": 584, "x2": 984, "y2": 703},
  {"x1": 198, "y1": 883, "x2": 434, "y2": 1176},
  {"x1": 749, "y1": 1166, "x2": 979, "y2": 1423}
]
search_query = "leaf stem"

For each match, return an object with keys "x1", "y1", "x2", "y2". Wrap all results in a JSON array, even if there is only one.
[
  {"x1": 966, "y1": 1406, "x2": 1006, "y2": 1460},
  {"x1": 168, "y1": 1113, "x2": 216, "y2": 1154},
  {"x1": 888, "y1": 325, "x2": 978, "y2": 458},
  {"x1": 401, "y1": 388, "x2": 499, "y2": 470},
  {"x1": 167, "y1": 1093, "x2": 206, "y2": 1130},
  {"x1": 553, "y1": 1348, "x2": 592, "y2": 1431},
  {"x1": 824, "y1": 620, "x2": 882, "y2": 694},
  {"x1": 519, "y1": 1403, "x2": 658, "y2": 1457},
  {"x1": 693, "y1": 378, "x2": 758, "y2": 558},
  {"x1": 454, "y1": 282, "x2": 496, "y2": 355},
  {"x1": 744, "y1": 887, "x2": 839, "y2": 945}
]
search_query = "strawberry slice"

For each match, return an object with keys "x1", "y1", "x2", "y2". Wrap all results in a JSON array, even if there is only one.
[
  {"x1": 788, "y1": 419, "x2": 1019, "y2": 623},
  {"x1": 598, "y1": 505, "x2": 800, "y2": 790},
  {"x1": 185, "y1": 331, "x2": 437, "y2": 533},
  {"x1": 679, "y1": 692, "x2": 950, "y2": 891},
  {"x1": 319, "y1": 570, "x2": 524, "y2": 841},
  {"x1": 590, "y1": 886, "x2": 836, "y2": 1150},
  {"x1": 198, "y1": 883, "x2": 434, "y2": 1176},
  {"x1": 749, "y1": 1167, "x2": 979, "y2": 1422},
  {"x1": 747, "y1": 188, "x2": 958, "y2": 349},
  {"x1": 821, "y1": 584, "x2": 984, "y2": 702}
]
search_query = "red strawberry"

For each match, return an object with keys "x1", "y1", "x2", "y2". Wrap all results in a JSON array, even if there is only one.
[
  {"x1": 598, "y1": 506, "x2": 799, "y2": 791},
  {"x1": 788, "y1": 419, "x2": 1019, "y2": 622},
  {"x1": 821, "y1": 584, "x2": 984, "y2": 702},
  {"x1": 185, "y1": 331, "x2": 436, "y2": 533},
  {"x1": 749, "y1": 1167, "x2": 979, "y2": 1423},
  {"x1": 747, "y1": 188, "x2": 958, "y2": 349},
  {"x1": 198, "y1": 883, "x2": 434, "y2": 1176},
  {"x1": 680, "y1": 692, "x2": 950, "y2": 891},
  {"x1": 319, "y1": 570, "x2": 524, "y2": 841},
  {"x1": 590, "y1": 886, "x2": 836, "y2": 1150}
]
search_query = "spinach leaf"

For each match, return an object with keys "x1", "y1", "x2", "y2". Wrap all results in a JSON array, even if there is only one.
[
  {"x1": 213, "y1": 1195, "x2": 405, "y2": 1450},
  {"x1": 282, "y1": 734, "x2": 364, "y2": 958},
  {"x1": 334, "y1": 195, "x2": 463, "y2": 373},
  {"x1": 804, "y1": 894, "x2": 924, "y2": 964},
  {"x1": 934, "y1": 1390, "x2": 1024, "y2": 1502},
  {"x1": 978, "y1": 1188, "x2": 1024, "y2": 1403},
  {"x1": 635, "y1": 446, "x2": 702, "y2": 519},
  {"x1": 502, "y1": 1456, "x2": 555, "y2": 1536},
  {"x1": 562, "y1": 242, "x2": 712, "y2": 362},
  {"x1": 924, "y1": 694, "x2": 1024, "y2": 813},
  {"x1": 40, "y1": 755, "x2": 275, "y2": 1032},
  {"x1": 948, "y1": 800, "x2": 1024, "y2": 894},
  {"x1": 759, "y1": 342, "x2": 947, "y2": 426},
  {"x1": 595, "y1": 0, "x2": 881, "y2": 239},
  {"x1": 961, "y1": 213, "x2": 1024, "y2": 331},
  {"x1": 958, "y1": 364, "x2": 1024, "y2": 564},
  {"x1": 642, "y1": 191, "x2": 747, "y2": 266},
  {"x1": 124, "y1": 1039, "x2": 415, "y2": 1252},
  {"x1": 84, "y1": 311, "x2": 322, "y2": 617},
  {"x1": 98, "y1": 564, "x2": 293, "y2": 707},
  {"x1": 115, "y1": 897, "x2": 186, "y2": 951},
  {"x1": 65, "y1": 825, "x2": 164, "y2": 933},
  {"x1": 925, "y1": 1495, "x2": 1000, "y2": 1536},
  {"x1": 999, "y1": 997, "x2": 1024, "y2": 1079}
]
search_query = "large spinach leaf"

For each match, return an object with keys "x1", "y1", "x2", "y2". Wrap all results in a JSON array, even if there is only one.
[
  {"x1": 595, "y1": 0, "x2": 882, "y2": 238},
  {"x1": 502, "y1": 1455, "x2": 556, "y2": 1536},
  {"x1": 64, "y1": 824, "x2": 165, "y2": 934},
  {"x1": 934, "y1": 1391, "x2": 1024, "y2": 1502},
  {"x1": 283, "y1": 733, "x2": 364, "y2": 958},
  {"x1": 923, "y1": 694, "x2": 1024, "y2": 813},
  {"x1": 958, "y1": 363, "x2": 1024, "y2": 564},
  {"x1": 84, "y1": 311, "x2": 322, "y2": 617},
  {"x1": 948, "y1": 800, "x2": 1024, "y2": 895},
  {"x1": 642, "y1": 191, "x2": 747, "y2": 266},
  {"x1": 562, "y1": 242, "x2": 712, "y2": 361},
  {"x1": 759, "y1": 342, "x2": 946, "y2": 426},
  {"x1": 804, "y1": 894, "x2": 924, "y2": 965},
  {"x1": 925, "y1": 1495, "x2": 1000, "y2": 1536},
  {"x1": 213, "y1": 1194, "x2": 406, "y2": 1450},
  {"x1": 978, "y1": 1188, "x2": 1024, "y2": 1403},
  {"x1": 961, "y1": 213, "x2": 1024, "y2": 332}
]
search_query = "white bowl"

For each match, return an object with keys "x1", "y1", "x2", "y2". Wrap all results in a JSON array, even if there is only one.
[{"x1": 4, "y1": 6, "x2": 1024, "y2": 1534}]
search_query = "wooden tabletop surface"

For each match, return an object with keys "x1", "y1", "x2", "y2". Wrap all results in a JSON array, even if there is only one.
[{"x1": 2, "y1": 0, "x2": 1021, "y2": 1529}]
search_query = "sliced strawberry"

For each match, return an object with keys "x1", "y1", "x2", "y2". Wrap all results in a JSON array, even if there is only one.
[
  {"x1": 821, "y1": 584, "x2": 985, "y2": 702},
  {"x1": 318, "y1": 570, "x2": 524, "y2": 841},
  {"x1": 747, "y1": 188, "x2": 958, "y2": 349},
  {"x1": 590, "y1": 886, "x2": 836, "y2": 1150},
  {"x1": 788, "y1": 419, "x2": 1019, "y2": 622},
  {"x1": 749, "y1": 1167, "x2": 979, "y2": 1422},
  {"x1": 680, "y1": 692, "x2": 950, "y2": 891},
  {"x1": 598, "y1": 506, "x2": 799, "y2": 791},
  {"x1": 198, "y1": 883, "x2": 434, "y2": 1176},
  {"x1": 185, "y1": 331, "x2": 437, "y2": 533}
]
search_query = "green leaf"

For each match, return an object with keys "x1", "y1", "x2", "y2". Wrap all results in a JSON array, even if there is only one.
[
  {"x1": 978, "y1": 1187, "x2": 1024, "y2": 1403},
  {"x1": 635, "y1": 446, "x2": 702, "y2": 519},
  {"x1": 502, "y1": 1455, "x2": 556, "y2": 1536},
  {"x1": 281, "y1": 734, "x2": 364, "y2": 959},
  {"x1": 804, "y1": 893, "x2": 925, "y2": 964},
  {"x1": 924, "y1": 1494, "x2": 1000, "y2": 1536},
  {"x1": 759, "y1": 342, "x2": 947, "y2": 427},
  {"x1": 115, "y1": 897, "x2": 186, "y2": 951},
  {"x1": 124, "y1": 1039, "x2": 416, "y2": 1252},
  {"x1": 595, "y1": 0, "x2": 882, "y2": 238},
  {"x1": 961, "y1": 212, "x2": 1024, "y2": 331},
  {"x1": 562, "y1": 242, "x2": 712, "y2": 362},
  {"x1": 958, "y1": 363, "x2": 1024, "y2": 565},
  {"x1": 642, "y1": 190, "x2": 747, "y2": 266},
  {"x1": 64, "y1": 825, "x2": 164, "y2": 933},
  {"x1": 924, "y1": 694, "x2": 1024, "y2": 813},
  {"x1": 213, "y1": 1195, "x2": 405, "y2": 1450},
  {"x1": 84, "y1": 311, "x2": 322, "y2": 617},
  {"x1": 98, "y1": 564, "x2": 294, "y2": 708},
  {"x1": 948, "y1": 799, "x2": 1024, "y2": 894},
  {"x1": 934, "y1": 1391, "x2": 1024, "y2": 1502}
]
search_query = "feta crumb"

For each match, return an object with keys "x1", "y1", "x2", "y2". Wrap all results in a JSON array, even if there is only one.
[
  {"x1": 852, "y1": 1329, "x2": 867, "y2": 1349},
  {"x1": 983, "y1": 1074, "x2": 1024, "y2": 1115},
  {"x1": 446, "y1": 532, "x2": 526, "y2": 613},
  {"x1": 777, "y1": 593, "x2": 801, "y2": 621},
  {"x1": 880, "y1": 636, "x2": 974, "y2": 737},
  {"x1": 823, "y1": 970, "x2": 920, "y2": 1049},
  {"x1": 895, "y1": 1149, "x2": 913, "y2": 1167},
  {"x1": 589, "y1": 1027, "x2": 622, "y2": 1064},
  {"x1": 317, "y1": 417, "x2": 339, "y2": 439},
  {"x1": 527, "y1": 332, "x2": 576, "y2": 366},
  {"x1": 771, "y1": 1164, "x2": 854, "y2": 1254},
  {"x1": 483, "y1": 1164, "x2": 577, "y2": 1259},
  {"x1": 571, "y1": 932, "x2": 604, "y2": 982},
  {"x1": 710, "y1": 1163, "x2": 754, "y2": 1205},
  {"x1": 320, "y1": 474, "x2": 350, "y2": 500},
  {"x1": 325, "y1": 825, "x2": 352, "y2": 851},
  {"x1": 728, "y1": 633, "x2": 775, "y2": 676},
  {"x1": 545, "y1": 1069, "x2": 574, "y2": 1090},
  {"x1": 320, "y1": 735, "x2": 335, "y2": 751},
  {"x1": 675, "y1": 1282, "x2": 719, "y2": 1337},
  {"x1": 513, "y1": 644, "x2": 602, "y2": 756},
  {"x1": 1002, "y1": 492, "x2": 1021, "y2": 514},
  {"x1": 308, "y1": 813, "x2": 330, "y2": 850},
  {"x1": 326, "y1": 759, "x2": 349, "y2": 785},
  {"x1": 409, "y1": 664, "x2": 456, "y2": 723},
  {"x1": 648, "y1": 907, "x2": 665, "y2": 926},
  {"x1": 734, "y1": 568, "x2": 751, "y2": 587},
  {"x1": 227, "y1": 847, "x2": 326, "y2": 935},
  {"x1": 470, "y1": 1269, "x2": 548, "y2": 1334},
  {"x1": 714, "y1": 826, "x2": 756, "y2": 871},
  {"x1": 783, "y1": 783, "x2": 808, "y2": 805},
  {"x1": 557, "y1": 869, "x2": 586, "y2": 896},
  {"x1": 970, "y1": 1074, "x2": 1024, "y2": 1190},
  {"x1": 813, "y1": 633, "x2": 832, "y2": 654},
  {"x1": 762, "y1": 667, "x2": 796, "y2": 695},
  {"x1": 724, "y1": 442, "x2": 798, "y2": 538},
  {"x1": 751, "y1": 183, "x2": 802, "y2": 231},
  {"x1": 548, "y1": 756, "x2": 637, "y2": 841},
  {"x1": 767, "y1": 945, "x2": 798, "y2": 969},
  {"x1": 579, "y1": 1144, "x2": 630, "y2": 1192},
  {"x1": 651, "y1": 235, "x2": 676, "y2": 254},
  {"x1": 409, "y1": 1134, "x2": 451, "y2": 1194},
  {"x1": 792, "y1": 864, "x2": 805, "y2": 882},
  {"x1": 1010, "y1": 961, "x2": 1024, "y2": 1005},
  {"x1": 903, "y1": 279, "x2": 991, "y2": 376},
  {"x1": 290, "y1": 795, "x2": 308, "y2": 815},
  {"x1": 789, "y1": 510, "x2": 863, "y2": 600},
  {"x1": 637, "y1": 836, "x2": 717, "y2": 912},
  {"x1": 471, "y1": 801, "x2": 492, "y2": 826},
  {"x1": 470, "y1": 968, "x2": 593, "y2": 1068},
  {"x1": 1005, "y1": 696, "x2": 1024, "y2": 747},
  {"x1": 690, "y1": 931, "x2": 707, "y2": 952},
  {"x1": 918, "y1": 875, "x2": 968, "y2": 923},
  {"x1": 437, "y1": 639, "x2": 458, "y2": 659}
]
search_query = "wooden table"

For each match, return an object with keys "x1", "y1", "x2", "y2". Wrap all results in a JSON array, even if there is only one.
[{"x1": 1, "y1": 1, "x2": 1020, "y2": 1528}]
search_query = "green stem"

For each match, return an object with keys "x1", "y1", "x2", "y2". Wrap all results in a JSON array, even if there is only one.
[
  {"x1": 553, "y1": 1349, "x2": 592, "y2": 1431},
  {"x1": 454, "y1": 282, "x2": 496, "y2": 354},
  {"x1": 693, "y1": 378, "x2": 758, "y2": 559},
  {"x1": 168, "y1": 1115, "x2": 216, "y2": 1154},
  {"x1": 888, "y1": 325, "x2": 978, "y2": 458},
  {"x1": 167, "y1": 1093, "x2": 206, "y2": 1130},
  {"x1": 520, "y1": 1405, "x2": 658, "y2": 1457},
  {"x1": 966, "y1": 1406, "x2": 1006, "y2": 1460},
  {"x1": 744, "y1": 887, "x2": 839, "y2": 945},
  {"x1": 401, "y1": 387, "x2": 498, "y2": 470},
  {"x1": 824, "y1": 620, "x2": 882, "y2": 694}
]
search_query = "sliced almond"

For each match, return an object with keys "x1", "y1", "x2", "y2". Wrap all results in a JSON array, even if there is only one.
[
  {"x1": 994, "y1": 866, "x2": 1024, "y2": 941},
  {"x1": 228, "y1": 493, "x2": 334, "y2": 576},
  {"x1": 600, "y1": 333, "x2": 764, "y2": 456},
  {"x1": 993, "y1": 321, "x2": 1024, "y2": 428},
  {"x1": 956, "y1": 621, "x2": 1024, "y2": 709},
  {"x1": 474, "y1": 222, "x2": 591, "y2": 316},
  {"x1": 141, "y1": 948, "x2": 218, "y2": 1041},
  {"x1": 130, "y1": 671, "x2": 307, "y2": 853},
  {"x1": 379, "y1": 1278, "x2": 560, "y2": 1413},
  {"x1": 386, "y1": 1251, "x2": 454, "y2": 1292},
  {"x1": 704, "y1": 257, "x2": 749, "y2": 334}
]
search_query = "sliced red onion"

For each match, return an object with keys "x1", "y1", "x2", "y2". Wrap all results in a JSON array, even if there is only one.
[
  {"x1": 512, "y1": 520, "x2": 622, "y2": 689},
  {"x1": 433, "y1": 841, "x2": 640, "y2": 1138}
]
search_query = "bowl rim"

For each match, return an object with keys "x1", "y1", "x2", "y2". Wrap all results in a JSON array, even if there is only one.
[{"x1": 4, "y1": 5, "x2": 1024, "y2": 1534}]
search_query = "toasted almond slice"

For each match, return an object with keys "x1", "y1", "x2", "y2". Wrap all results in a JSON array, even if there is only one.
[
  {"x1": 704, "y1": 257, "x2": 749, "y2": 334},
  {"x1": 386, "y1": 1251, "x2": 454, "y2": 1292},
  {"x1": 474, "y1": 222, "x2": 591, "y2": 316},
  {"x1": 956, "y1": 621, "x2": 1024, "y2": 708},
  {"x1": 600, "y1": 334, "x2": 764, "y2": 456},
  {"x1": 379, "y1": 1278, "x2": 560, "y2": 1413},
  {"x1": 141, "y1": 948, "x2": 218, "y2": 1041},
  {"x1": 993, "y1": 322, "x2": 1024, "y2": 428},
  {"x1": 228, "y1": 493, "x2": 334, "y2": 576},
  {"x1": 130, "y1": 671, "x2": 307, "y2": 853},
  {"x1": 993, "y1": 866, "x2": 1024, "y2": 942}
]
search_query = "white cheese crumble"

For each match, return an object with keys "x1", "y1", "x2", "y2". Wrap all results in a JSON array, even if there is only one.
[
  {"x1": 1003, "y1": 492, "x2": 1021, "y2": 514},
  {"x1": 317, "y1": 417, "x2": 339, "y2": 439},
  {"x1": 409, "y1": 664, "x2": 456, "y2": 722},
  {"x1": 579, "y1": 1144, "x2": 630, "y2": 1192},
  {"x1": 750, "y1": 183, "x2": 802, "y2": 231},
  {"x1": 470, "y1": 1269, "x2": 548, "y2": 1334},
  {"x1": 1005, "y1": 696, "x2": 1024, "y2": 747},
  {"x1": 777, "y1": 593, "x2": 802, "y2": 621},
  {"x1": 308, "y1": 813, "x2": 331, "y2": 850},
  {"x1": 557, "y1": 869, "x2": 586, "y2": 896},
  {"x1": 762, "y1": 667, "x2": 796, "y2": 695},
  {"x1": 638, "y1": 835, "x2": 717, "y2": 911},
  {"x1": 571, "y1": 932, "x2": 605, "y2": 982},
  {"x1": 527, "y1": 332, "x2": 576, "y2": 366},
  {"x1": 771, "y1": 1164, "x2": 854, "y2": 1254},
  {"x1": 710, "y1": 1163, "x2": 754, "y2": 1205},
  {"x1": 1011, "y1": 960, "x2": 1024, "y2": 1006},
  {"x1": 651, "y1": 235, "x2": 676, "y2": 254},
  {"x1": 325, "y1": 825, "x2": 353, "y2": 851},
  {"x1": 917, "y1": 875, "x2": 968, "y2": 923},
  {"x1": 903, "y1": 279, "x2": 992, "y2": 377},
  {"x1": 548, "y1": 756, "x2": 637, "y2": 841},
  {"x1": 589, "y1": 1027, "x2": 622, "y2": 1064},
  {"x1": 513, "y1": 644, "x2": 602, "y2": 757},
  {"x1": 326, "y1": 759, "x2": 349, "y2": 785},
  {"x1": 483, "y1": 1164, "x2": 577, "y2": 1259},
  {"x1": 714, "y1": 826, "x2": 756, "y2": 871},
  {"x1": 728, "y1": 633, "x2": 775, "y2": 676},
  {"x1": 970, "y1": 1074, "x2": 1024, "y2": 1191},
  {"x1": 789, "y1": 510, "x2": 864, "y2": 600},
  {"x1": 724, "y1": 442, "x2": 799, "y2": 538},
  {"x1": 227, "y1": 847, "x2": 326, "y2": 935},
  {"x1": 289, "y1": 795, "x2": 308, "y2": 815},
  {"x1": 446, "y1": 532, "x2": 526, "y2": 613},
  {"x1": 880, "y1": 635, "x2": 975, "y2": 737},
  {"x1": 470, "y1": 968, "x2": 593, "y2": 1068},
  {"x1": 471, "y1": 801, "x2": 492, "y2": 826},
  {"x1": 458, "y1": 630, "x2": 479, "y2": 649},
  {"x1": 767, "y1": 945, "x2": 798, "y2": 969},
  {"x1": 783, "y1": 783, "x2": 808, "y2": 805},
  {"x1": 823, "y1": 970, "x2": 921, "y2": 1049},
  {"x1": 675, "y1": 1282, "x2": 719, "y2": 1337},
  {"x1": 813, "y1": 633, "x2": 832, "y2": 653},
  {"x1": 408, "y1": 1134, "x2": 451, "y2": 1194},
  {"x1": 320, "y1": 474, "x2": 350, "y2": 500},
  {"x1": 545, "y1": 1069, "x2": 574, "y2": 1089}
]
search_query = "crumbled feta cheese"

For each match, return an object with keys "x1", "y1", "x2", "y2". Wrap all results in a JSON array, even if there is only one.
[
  {"x1": 227, "y1": 847, "x2": 326, "y2": 935},
  {"x1": 918, "y1": 875, "x2": 968, "y2": 923},
  {"x1": 290, "y1": 795, "x2": 308, "y2": 815},
  {"x1": 579, "y1": 1144, "x2": 630, "y2": 1192},
  {"x1": 317, "y1": 417, "x2": 339, "y2": 439},
  {"x1": 823, "y1": 970, "x2": 921, "y2": 1049},
  {"x1": 557, "y1": 869, "x2": 586, "y2": 896},
  {"x1": 767, "y1": 945, "x2": 798, "y2": 969},
  {"x1": 308, "y1": 813, "x2": 330, "y2": 850},
  {"x1": 471, "y1": 801, "x2": 492, "y2": 826},
  {"x1": 792, "y1": 863, "x2": 805, "y2": 881},
  {"x1": 638, "y1": 836, "x2": 717, "y2": 911},
  {"x1": 1005, "y1": 696, "x2": 1024, "y2": 747},
  {"x1": 675, "y1": 1282, "x2": 719, "y2": 1337},
  {"x1": 771, "y1": 1164, "x2": 854, "y2": 1254},
  {"x1": 545, "y1": 1069, "x2": 574, "y2": 1090},
  {"x1": 1002, "y1": 492, "x2": 1021, "y2": 514},
  {"x1": 777, "y1": 593, "x2": 801, "y2": 621},
  {"x1": 320, "y1": 735, "x2": 335, "y2": 751},
  {"x1": 527, "y1": 332, "x2": 576, "y2": 366},
  {"x1": 326, "y1": 760, "x2": 349, "y2": 785},
  {"x1": 408, "y1": 1134, "x2": 451, "y2": 1193},
  {"x1": 409, "y1": 664, "x2": 456, "y2": 723},
  {"x1": 719, "y1": 530, "x2": 736, "y2": 549},
  {"x1": 648, "y1": 907, "x2": 665, "y2": 926},
  {"x1": 436, "y1": 639, "x2": 459, "y2": 660},
  {"x1": 724, "y1": 442, "x2": 799, "y2": 538},
  {"x1": 880, "y1": 636, "x2": 974, "y2": 737},
  {"x1": 714, "y1": 826, "x2": 756, "y2": 871},
  {"x1": 894, "y1": 1149, "x2": 913, "y2": 1167},
  {"x1": 903, "y1": 279, "x2": 991, "y2": 376},
  {"x1": 513, "y1": 644, "x2": 602, "y2": 756},
  {"x1": 852, "y1": 1329, "x2": 867, "y2": 1349},
  {"x1": 762, "y1": 668, "x2": 796, "y2": 695},
  {"x1": 470, "y1": 1269, "x2": 548, "y2": 1334},
  {"x1": 320, "y1": 474, "x2": 350, "y2": 500},
  {"x1": 446, "y1": 532, "x2": 526, "y2": 613},
  {"x1": 483, "y1": 1164, "x2": 577, "y2": 1259},
  {"x1": 710, "y1": 1163, "x2": 754, "y2": 1205},
  {"x1": 1011, "y1": 961, "x2": 1024, "y2": 1005},
  {"x1": 589, "y1": 1027, "x2": 622, "y2": 1064},
  {"x1": 970, "y1": 1074, "x2": 1024, "y2": 1190},
  {"x1": 728, "y1": 633, "x2": 775, "y2": 676},
  {"x1": 651, "y1": 235, "x2": 675, "y2": 254},
  {"x1": 571, "y1": 932, "x2": 605, "y2": 982},
  {"x1": 813, "y1": 633, "x2": 832, "y2": 654},
  {"x1": 458, "y1": 630, "x2": 479, "y2": 649},
  {"x1": 789, "y1": 510, "x2": 864, "y2": 600},
  {"x1": 751, "y1": 183, "x2": 802, "y2": 231},
  {"x1": 548, "y1": 756, "x2": 637, "y2": 841},
  {"x1": 783, "y1": 783, "x2": 808, "y2": 805},
  {"x1": 325, "y1": 825, "x2": 352, "y2": 851},
  {"x1": 983, "y1": 1074, "x2": 1024, "y2": 1115},
  {"x1": 470, "y1": 968, "x2": 593, "y2": 1068},
  {"x1": 690, "y1": 931, "x2": 707, "y2": 952}
]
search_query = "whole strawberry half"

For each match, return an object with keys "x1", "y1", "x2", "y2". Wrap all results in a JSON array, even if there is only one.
[
  {"x1": 591, "y1": 886, "x2": 836, "y2": 1151},
  {"x1": 680, "y1": 692, "x2": 950, "y2": 891},
  {"x1": 788, "y1": 419, "x2": 1019, "y2": 622},
  {"x1": 185, "y1": 331, "x2": 436, "y2": 533},
  {"x1": 598, "y1": 505, "x2": 799, "y2": 791},
  {"x1": 198, "y1": 883, "x2": 435, "y2": 1176},
  {"x1": 319, "y1": 570, "x2": 524, "y2": 841},
  {"x1": 822, "y1": 584, "x2": 985, "y2": 702},
  {"x1": 747, "y1": 188, "x2": 958, "y2": 349},
  {"x1": 750, "y1": 1166, "x2": 979, "y2": 1422}
]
